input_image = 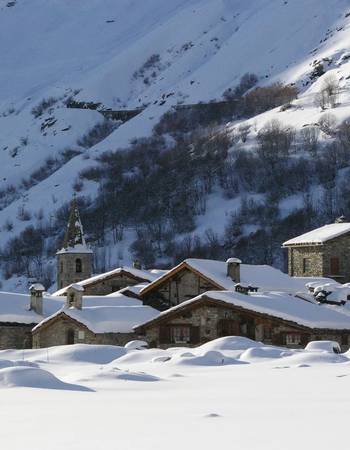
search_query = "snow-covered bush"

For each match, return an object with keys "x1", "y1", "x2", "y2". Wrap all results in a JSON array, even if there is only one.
[{"x1": 31, "y1": 97, "x2": 57, "y2": 118}]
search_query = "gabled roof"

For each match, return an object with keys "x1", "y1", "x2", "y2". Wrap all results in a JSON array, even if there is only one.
[
  {"x1": 135, "y1": 290, "x2": 350, "y2": 332},
  {"x1": 33, "y1": 303, "x2": 159, "y2": 334},
  {"x1": 52, "y1": 266, "x2": 165, "y2": 297},
  {"x1": 0, "y1": 292, "x2": 64, "y2": 325},
  {"x1": 139, "y1": 258, "x2": 325, "y2": 296},
  {"x1": 283, "y1": 223, "x2": 350, "y2": 246}
]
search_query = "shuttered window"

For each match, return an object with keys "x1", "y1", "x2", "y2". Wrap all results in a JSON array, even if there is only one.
[{"x1": 330, "y1": 257, "x2": 340, "y2": 275}]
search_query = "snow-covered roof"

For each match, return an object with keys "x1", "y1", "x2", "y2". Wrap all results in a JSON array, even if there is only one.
[
  {"x1": 0, "y1": 292, "x2": 64, "y2": 324},
  {"x1": 29, "y1": 283, "x2": 45, "y2": 292},
  {"x1": 136, "y1": 290, "x2": 350, "y2": 331},
  {"x1": 33, "y1": 304, "x2": 159, "y2": 334},
  {"x1": 283, "y1": 223, "x2": 350, "y2": 246},
  {"x1": 52, "y1": 266, "x2": 165, "y2": 297},
  {"x1": 140, "y1": 258, "x2": 330, "y2": 295}
]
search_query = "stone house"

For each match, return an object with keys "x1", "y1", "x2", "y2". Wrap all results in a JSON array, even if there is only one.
[
  {"x1": 283, "y1": 220, "x2": 350, "y2": 283},
  {"x1": 32, "y1": 285, "x2": 159, "y2": 348},
  {"x1": 135, "y1": 290, "x2": 350, "y2": 351},
  {"x1": 139, "y1": 257, "x2": 328, "y2": 311},
  {"x1": 53, "y1": 266, "x2": 163, "y2": 297},
  {"x1": 0, "y1": 286, "x2": 63, "y2": 349}
]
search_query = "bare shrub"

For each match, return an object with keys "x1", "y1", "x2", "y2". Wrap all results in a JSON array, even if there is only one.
[
  {"x1": 77, "y1": 120, "x2": 116, "y2": 148},
  {"x1": 257, "y1": 119, "x2": 295, "y2": 161},
  {"x1": 315, "y1": 74, "x2": 340, "y2": 110},
  {"x1": 300, "y1": 126, "x2": 320, "y2": 155},
  {"x1": 318, "y1": 113, "x2": 337, "y2": 136},
  {"x1": 238, "y1": 124, "x2": 251, "y2": 143},
  {"x1": 31, "y1": 97, "x2": 57, "y2": 118}
]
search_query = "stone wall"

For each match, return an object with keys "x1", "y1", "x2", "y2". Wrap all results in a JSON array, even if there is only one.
[
  {"x1": 142, "y1": 268, "x2": 218, "y2": 310},
  {"x1": 288, "y1": 232, "x2": 350, "y2": 282},
  {"x1": 32, "y1": 315, "x2": 135, "y2": 348},
  {"x1": 139, "y1": 303, "x2": 350, "y2": 351},
  {"x1": 0, "y1": 323, "x2": 33, "y2": 349},
  {"x1": 57, "y1": 252, "x2": 93, "y2": 290},
  {"x1": 82, "y1": 273, "x2": 144, "y2": 296}
]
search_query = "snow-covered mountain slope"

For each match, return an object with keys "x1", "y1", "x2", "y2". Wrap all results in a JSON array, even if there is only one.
[{"x1": 1, "y1": 0, "x2": 350, "y2": 291}]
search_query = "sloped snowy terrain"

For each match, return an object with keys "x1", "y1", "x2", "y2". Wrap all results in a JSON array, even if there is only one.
[
  {"x1": 1, "y1": 339, "x2": 350, "y2": 449},
  {"x1": 2, "y1": 0, "x2": 350, "y2": 290}
]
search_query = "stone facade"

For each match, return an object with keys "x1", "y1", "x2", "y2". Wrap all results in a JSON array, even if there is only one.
[
  {"x1": 287, "y1": 232, "x2": 350, "y2": 283},
  {"x1": 0, "y1": 324, "x2": 33, "y2": 349},
  {"x1": 57, "y1": 252, "x2": 93, "y2": 290},
  {"x1": 32, "y1": 313, "x2": 135, "y2": 348},
  {"x1": 141, "y1": 267, "x2": 219, "y2": 310},
  {"x1": 136, "y1": 299, "x2": 350, "y2": 351},
  {"x1": 81, "y1": 272, "x2": 148, "y2": 296}
]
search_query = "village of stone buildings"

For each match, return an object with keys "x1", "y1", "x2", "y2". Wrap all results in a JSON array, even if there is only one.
[{"x1": 3, "y1": 199, "x2": 350, "y2": 352}]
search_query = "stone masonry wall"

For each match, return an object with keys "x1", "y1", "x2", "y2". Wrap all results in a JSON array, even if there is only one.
[
  {"x1": 32, "y1": 316, "x2": 135, "y2": 348},
  {"x1": 288, "y1": 232, "x2": 350, "y2": 282},
  {"x1": 0, "y1": 324, "x2": 33, "y2": 349},
  {"x1": 57, "y1": 252, "x2": 93, "y2": 290},
  {"x1": 83, "y1": 274, "x2": 144, "y2": 296}
]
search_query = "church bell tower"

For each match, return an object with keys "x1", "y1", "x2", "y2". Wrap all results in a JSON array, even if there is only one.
[{"x1": 56, "y1": 199, "x2": 93, "y2": 290}]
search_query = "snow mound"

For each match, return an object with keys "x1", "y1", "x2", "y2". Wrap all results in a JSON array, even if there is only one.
[
  {"x1": 197, "y1": 336, "x2": 264, "y2": 353},
  {"x1": 239, "y1": 347, "x2": 293, "y2": 362},
  {"x1": 0, "y1": 367, "x2": 92, "y2": 391},
  {"x1": 0, "y1": 359, "x2": 39, "y2": 369},
  {"x1": 170, "y1": 350, "x2": 242, "y2": 366},
  {"x1": 281, "y1": 352, "x2": 347, "y2": 366},
  {"x1": 111, "y1": 348, "x2": 168, "y2": 365},
  {"x1": 305, "y1": 341, "x2": 342, "y2": 354},
  {"x1": 33, "y1": 344, "x2": 127, "y2": 364},
  {"x1": 79, "y1": 367, "x2": 160, "y2": 382},
  {"x1": 124, "y1": 340, "x2": 149, "y2": 350}
]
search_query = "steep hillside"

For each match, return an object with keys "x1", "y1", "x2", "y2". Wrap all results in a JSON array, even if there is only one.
[{"x1": 1, "y1": 0, "x2": 350, "y2": 291}]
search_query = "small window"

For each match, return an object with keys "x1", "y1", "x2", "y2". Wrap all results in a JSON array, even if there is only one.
[
  {"x1": 330, "y1": 257, "x2": 340, "y2": 275},
  {"x1": 171, "y1": 326, "x2": 190, "y2": 344},
  {"x1": 302, "y1": 258, "x2": 310, "y2": 273},
  {"x1": 60, "y1": 262, "x2": 63, "y2": 273},
  {"x1": 78, "y1": 330, "x2": 85, "y2": 340},
  {"x1": 286, "y1": 333, "x2": 301, "y2": 345},
  {"x1": 75, "y1": 258, "x2": 82, "y2": 273}
]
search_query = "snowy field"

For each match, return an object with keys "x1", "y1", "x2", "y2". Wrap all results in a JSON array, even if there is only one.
[{"x1": 1, "y1": 338, "x2": 349, "y2": 449}]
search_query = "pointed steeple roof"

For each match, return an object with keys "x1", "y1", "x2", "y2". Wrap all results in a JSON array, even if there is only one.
[{"x1": 57, "y1": 198, "x2": 92, "y2": 254}]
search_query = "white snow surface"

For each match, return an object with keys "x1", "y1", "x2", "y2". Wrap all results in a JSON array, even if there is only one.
[
  {"x1": 2, "y1": 339, "x2": 350, "y2": 449},
  {"x1": 0, "y1": 291, "x2": 63, "y2": 324},
  {"x1": 283, "y1": 222, "x2": 350, "y2": 246}
]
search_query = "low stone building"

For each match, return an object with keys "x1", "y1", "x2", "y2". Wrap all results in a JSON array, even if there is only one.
[
  {"x1": 283, "y1": 219, "x2": 350, "y2": 283},
  {"x1": 0, "y1": 286, "x2": 63, "y2": 349},
  {"x1": 135, "y1": 290, "x2": 350, "y2": 350},
  {"x1": 53, "y1": 266, "x2": 164, "y2": 297},
  {"x1": 139, "y1": 257, "x2": 331, "y2": 311},
  {"x1": 32, "y1": 285, "x2": 159, "y2": 348}
]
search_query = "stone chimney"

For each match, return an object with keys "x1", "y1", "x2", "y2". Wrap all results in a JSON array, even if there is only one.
[
  {"x1": 133, "y1": 260, "x2": 142, "y2": 270},
  {"x1": 66, "y1": 284, "x2": 84, "y2": 310},
  {"x1": 226, "y1": 258, "x2": 242, "y2": 283},
  {"x1": 29, "y1": 283, "x2": 45, "y2": 315}
]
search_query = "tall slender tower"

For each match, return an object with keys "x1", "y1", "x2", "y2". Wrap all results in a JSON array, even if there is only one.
[{"x1": 56, "y1": 199, "x2": 93, "y2": 290}]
